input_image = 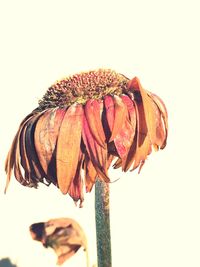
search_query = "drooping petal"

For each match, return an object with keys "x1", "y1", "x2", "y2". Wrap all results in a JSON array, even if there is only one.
[
  {"x1": 149, "y1": 92, "x2": 168, "y2": 148},
  {"x1": 25, "y1": 113, "x2": 47, "y2": 184},
  {"x1": 114, "y1": 118, "x2": 135, "y2": 160},
  {"x1": 121, "y1": 94, "x2": 137, "y2": 129},
  {"x1": 123, "y1": 99, "x2": 151, "y2": 172},
  {"x1": 84, "y1": 153, "x2": 97, "y2": 192},
  {"x1": 19, "y1": 121, "x2": 32, "y2": 181},
  {"x1": 128, "y1": 77, "x2": 158, "y2": 146},
  {"x1": 112, "y1": 95, "x2": 135, "y2": 162},
  {"x1": 82, "y1": 113, "x2": 109, "y2": 183},
  {"x1": 109, "y1": 95, "x2": 127, "y2": 142},
  {"x1": 34, "y1": 108, "x2": 66, "y2": 184},
  {"x1": 104, "y1": 95, "x2": 115, "y2": 135},
  {"x1": 5, "y1": 113, "x2": 35, "y2": 191},
  {"x1": 84, "y1": 99, "x2": 106, "y2": 148},
  {"x1": 34, "y1": 109, "x2": 55, "y2": 175},
  {"x1": 68, "y1": 152, "x2": 84, "y2": 207},
  {"x1": 56, "y1": 104, "x2": 83, "y2": 194}
]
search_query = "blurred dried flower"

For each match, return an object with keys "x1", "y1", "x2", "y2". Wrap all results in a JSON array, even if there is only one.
[
  {"x1": 30, "y1": 218, "x2": 88, "y2": 265},
  {"x1": 5, "y1": 69, "x2": 168, "y2": 206}
]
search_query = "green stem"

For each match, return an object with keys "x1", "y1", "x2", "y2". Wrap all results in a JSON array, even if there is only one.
[{"x1": 95, "y1": 179, "x2": 112, "y2": 267}]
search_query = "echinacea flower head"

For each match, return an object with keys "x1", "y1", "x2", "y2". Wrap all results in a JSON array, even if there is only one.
[
  {"x1": 29, "y1": 218, "x2": 87, "y2": 265},
  {"x1": 5, "y1": 69, "x2": 168, "y2": 206}
]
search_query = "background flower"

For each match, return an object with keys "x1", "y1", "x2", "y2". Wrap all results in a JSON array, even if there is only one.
[{"x1": 30, "y1": 218, "x2": 88, "y2": 266}]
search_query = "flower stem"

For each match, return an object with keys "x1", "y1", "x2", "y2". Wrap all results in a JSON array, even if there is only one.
[{"x1": 95, "y1": 179, "x2": 112, "y2": 267}]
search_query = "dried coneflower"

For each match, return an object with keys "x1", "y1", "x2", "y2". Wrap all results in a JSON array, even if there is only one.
[
  {"x1": 30, "y1": 218, "x2": 88, "y2": 266},
  {"x1": 5, "y1": 69, "x2": 168, "y2": 206},
  {"x1": 5, "y1": 68, "x2": 168, "y2": 267}
]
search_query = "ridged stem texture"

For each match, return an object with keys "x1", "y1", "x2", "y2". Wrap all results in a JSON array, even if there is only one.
[{"x1": 95, "y1": 179, "x2": 112, "y2": 267}]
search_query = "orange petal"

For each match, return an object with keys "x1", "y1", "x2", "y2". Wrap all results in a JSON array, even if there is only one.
[
  {"x1": 68, "y1": 152, "x2": 84, "y2": 207},
  {"x1": 84, "y1": 154, "x2": 97, "y2": 192},
  {"x1": 123, "y1": 99, "x2": 151, "y2": 172},
  {"x1": 82, "y1": 114, "x2": 110, "y2": 183},
  {"x1": 34, "y1": 109, "x2": 66, "y2": 178},
  {"x1": 113, "y1": 158, "x2": 122, "y2": 169},
  {"x1": 85, "y1": 99, "x2": 106, "y2": 148},
  {"x1": 149, "y1": 99, "x2": 166, "y2": 149},
  {"x1": 109, "y1": 95, "x2": 127, "y2": 142},
  {"x1": 56, "y1": 104, "x2": 83, "y2": 194},
  {"x1": 150, "y1": 93, "x2": 168, "y2": 148},
  {"x1": 128, "y1": 77, "x2": 157, "y2": 146}
]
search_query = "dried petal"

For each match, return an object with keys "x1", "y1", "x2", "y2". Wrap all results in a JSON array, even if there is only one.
[
  {"x1": 85, "y1": 99, "x2": 106, "y2": 148},
  {"x1": 84, "y1": 154, "x2": 97, "y2": 192},
  {"x1": 123, "y1": 99, "x2": 151, "y2": 171},
  {"x1": 149, "y1": 92, "x2": 168, "y2": 148},
  {"x1": 82, "y1": 114, "x2": 109, "y2": 182},
  {"x1": 68, "y1": 152, "x2": 84, "y2": 207},
  {"x1": 109, "y1": 95, "x2": 127, "y2": 142},
  {"x1": 104, "y1": 95, "x2": 115, "y2": 134},
  {"x1": 56, "y1": 104, "x2": 83, "y2": 194},
  {"x1": 128, "y1": 77, "x2": 157, "y2": 146}
]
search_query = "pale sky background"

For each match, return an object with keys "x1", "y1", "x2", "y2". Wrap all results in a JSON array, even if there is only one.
[{"x1": 0, "y1": 0, "x2": 200, "y2": 266}]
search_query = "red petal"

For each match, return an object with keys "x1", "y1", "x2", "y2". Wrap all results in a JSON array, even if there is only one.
[
  {"x1": 109, "y1": 95, "x2": 127, "y2": 142},
  {"x1": 114, "y1": 118, "x2": 134, "y2": 160},
  {"x1": 56, "y1": 104, "x2": 83, "y2": 194},
  {"x1": 104, "y1": 95, "x2": 115, "y2": 132},
  {"x1": 121, "y1": 94, "x2": 137, "y2": 129}
]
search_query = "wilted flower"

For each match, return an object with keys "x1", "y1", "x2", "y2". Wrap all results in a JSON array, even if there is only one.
[
  {"x1": 5, "y1": 69, "x2": 168, "y2": 206},
  {"x1": 30, "y1": 218, "x2": 88, "y2": 265}
]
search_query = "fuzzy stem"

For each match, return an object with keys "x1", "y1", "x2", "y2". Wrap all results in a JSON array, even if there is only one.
[{"x1": 95, "y1": 179, "x2": 112, "y2": 267}]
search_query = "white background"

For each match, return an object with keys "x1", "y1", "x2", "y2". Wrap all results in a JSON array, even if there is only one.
[{"x1": 0, "y1": 0, "x2": 200, "y2": 266}]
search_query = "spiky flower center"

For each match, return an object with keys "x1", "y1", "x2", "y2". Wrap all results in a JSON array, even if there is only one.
[{"x1": 38, "y1": 69, "x2": 129, "y2": 109}]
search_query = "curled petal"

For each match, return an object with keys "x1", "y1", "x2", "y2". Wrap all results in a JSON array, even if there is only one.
[
  {"x1": 128, "y1": 77, "x2": 158, "y2": 146},
  {"x1": 34, "y1": 110, "x2": 55, "y2": 175},
  {"x1": 34, "y1": 109, "x2": 66, "y2": 185},
  {"x1": 68, "y1": 152, "x2": 84, "y2": 207},
  {"x1": 84, "y1": 154, "x2": 97, "y2": 192},
  {"x1": 56, "y1": 104, "x2": 83, "y2": 194},
  {"x1": 85, "y1": 99, "x2": 106, "y2": 148},
  {"x1": 123, "y1": 99, "x2": 151, "y2": 171},
  {"x1": 149, "y1": 92, "x2": 168, "y2": 148},
  {"x1": 25, "y1": 114, "x2": 48, "y2": 184},
  {"x1": 5, "y1": 113, "x2": 37, "y2": 191}
]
